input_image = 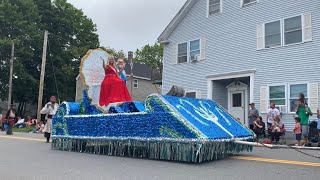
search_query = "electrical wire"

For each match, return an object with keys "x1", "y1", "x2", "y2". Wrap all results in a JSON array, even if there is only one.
[{"x1": 47, "y1": 37, "x2": 60, "y2": 103}]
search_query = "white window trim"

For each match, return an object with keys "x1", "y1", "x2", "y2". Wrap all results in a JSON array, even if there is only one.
[
  {"x1": 206, "y1": 70, "x2": 256, "y2": 104},
  {"x1": 133, "y1": 79, "x2": 139, "y2": 88},
  {"x1": 241, "y1": 0, "x2": 257, "y2": 7},
  {"x1": 176, "y1": 38, "x2": 201, "y2": 64},
  {"x1": 177, "y1": 41, "x2": 188, "y2": 64},
  {"x1": 264, "y1": 20, "x2": 282, "y2": 48},
  {"x1": 207, "y1": 0, "x2": 222, "y2": 17},
  {"x1": 268, "y1": 84, "x2": 287, "y2": 112},
  {"x1": 189, "y1": 40, "x2": 201, "y2": 61},
  {"x1": 264, "y1": 14, "x2": 305, "y2": 49},
  {"x1": 282, "y1": 14, "x2": 303, "y2": 47},
  {"x1": 267, "y1": 82, "x2": 310, "y2": 114},
  {"x1": 288, "y1": 82, "x2": 309, "y2": 114}
]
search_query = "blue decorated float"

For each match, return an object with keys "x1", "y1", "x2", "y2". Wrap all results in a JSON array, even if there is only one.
[{"x1": 51, "y1": 49, "x2": 254, "y2": 163}]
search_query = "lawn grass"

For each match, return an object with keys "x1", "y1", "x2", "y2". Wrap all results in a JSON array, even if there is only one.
[{"x1": 12, "y1": 126, "x2": 34, "y2": 133}]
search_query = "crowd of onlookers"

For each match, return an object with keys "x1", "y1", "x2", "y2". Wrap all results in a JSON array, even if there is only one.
[
  {"x1": 1, "y1": 96, "x2": 58, "y2": 143},
  {"x1": 248, "y1": 93, "x2": 320, "y2": 147},
  {"x1": 0, "y1": 114, "x2": 45, "y2": 134}
]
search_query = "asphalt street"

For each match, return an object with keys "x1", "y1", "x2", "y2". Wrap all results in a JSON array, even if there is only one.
[{"x1": 0, "y1": 132, "x2": 319, "y2": 180}]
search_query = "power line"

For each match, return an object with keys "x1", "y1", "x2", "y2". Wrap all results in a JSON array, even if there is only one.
[{"x1": 47, "y1": 38, "x2": 60, "y2": 102}]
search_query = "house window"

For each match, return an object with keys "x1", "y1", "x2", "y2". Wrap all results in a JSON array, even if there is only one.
[
  {"x1": 232, "y1": 93, "x2": 242, "y2": 107},
  {"x1": 269, "y1": 85, "x2": 286, "y2": 107},
  {"x1": 289, "y1": 84, "x2": 308, "y2": 112},
  {"x1": 242, "y1": 0, "x2": 256, "y2": 6},
  {"x1": 177, "y1": 39, "x2": 201, "y2": 63},
  {"x1": 268, "y1": 83, "x2": 309, "y2": 113},
  {"x1": 265, "y1": 20, "x2": 281, "y2": 48},
  {"x1": 284, "y1": 15, "x2": 302, "y2": 45},
  {"x1": 263, "y1": 15, "x2": 304, "y2": 48},
  {"x1": 178, "y1": 42, "x2": 188, "y2": 63},
  {"x1": 189, "y1": 40, "x2": 200, "y2": 61},
  {"x1": 208, "y1": 0, "x2": 221, "y2": 15},
  {"x1": 133, "y1": 79, "x2": 138, "y2": 88},
  {"x1": 186, "y1": 92, "x2": 196, "y2": 98}
]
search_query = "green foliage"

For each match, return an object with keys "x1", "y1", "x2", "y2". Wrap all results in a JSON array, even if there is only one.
[
  {"x1": 12, "y1": 125, "x2": 35, "y2": 133},
  {"x1": 134, "y1": 43, "x2": 164, "y2": 76},
  {"x1": 102, "y1": 47, "x2": 126, "y2": 60},
  {"x1": 0, "y1": 0, "x2": 99, "y2": 114}
]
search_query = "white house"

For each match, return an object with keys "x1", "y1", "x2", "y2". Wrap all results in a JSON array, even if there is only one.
[{"x1": 158, "y1": 0, "x2": 320, "y2": 130}]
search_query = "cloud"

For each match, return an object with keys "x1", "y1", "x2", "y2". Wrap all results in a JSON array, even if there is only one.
[{"x1": 67, "y1": 0, "x2": 187, "y2": 52}]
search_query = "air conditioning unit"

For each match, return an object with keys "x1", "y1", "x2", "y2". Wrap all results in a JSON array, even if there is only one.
[
  {"x1": 186, "y1": 91, "x2": 202, "y2": 99},
  {"x1": 190, "y1": 55, "x2": 199, "y2": 62}
]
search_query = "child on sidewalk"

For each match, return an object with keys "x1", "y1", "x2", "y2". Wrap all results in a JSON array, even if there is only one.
[{"x1": 293, "y1": 117, "x2": 302, "y2": 146}]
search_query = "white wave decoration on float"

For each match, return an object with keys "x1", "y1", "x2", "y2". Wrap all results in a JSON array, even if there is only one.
[{"x1": 80, "y1": 48, "x2": 111, "y2": 112}]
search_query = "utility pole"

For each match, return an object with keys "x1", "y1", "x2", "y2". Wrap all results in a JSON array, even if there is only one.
[
  {"x1": 7, "y1": 43, "x2": 14, "y2": 109},
  {"x1": 37, "y1": 30, "x2": 49, "y2": 122},
  {"x1": 128, "y1": 51, "x2": 133, "y2": 96}
]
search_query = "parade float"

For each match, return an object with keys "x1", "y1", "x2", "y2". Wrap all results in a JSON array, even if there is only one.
[{"x1": 51, "y1": 49, "x2": 254, "y2": 163}]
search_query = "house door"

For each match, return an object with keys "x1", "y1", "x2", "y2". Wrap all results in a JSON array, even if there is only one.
[{"x1": 229, "y1": 91, "x2": 245, "y2": 124}]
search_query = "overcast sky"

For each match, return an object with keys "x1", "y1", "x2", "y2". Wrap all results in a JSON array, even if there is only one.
[{"x1": 67, "y1": 0, "x2": 187, "y2": 52}]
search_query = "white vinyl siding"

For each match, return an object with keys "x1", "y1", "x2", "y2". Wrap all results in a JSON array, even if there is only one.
[
  {"x1": 208, "y1": 0, "x2": 221, "y2": 15},
  {"x1": 257, "y1": 13, "x2": 312, "y2": 50},
  {"x1": 161, "y1": 0, "x2": 320, "y2": 131}
]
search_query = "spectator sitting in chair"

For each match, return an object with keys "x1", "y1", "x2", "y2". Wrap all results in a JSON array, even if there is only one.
[
  {"x1": 253, "y1": 116, "x2": 265, "y2": 138},
  {"x1": 270, "y1": 116, "x2": 282, "y2": 143}
]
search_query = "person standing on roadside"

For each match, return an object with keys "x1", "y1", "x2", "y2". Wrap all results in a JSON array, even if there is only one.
[
  {"x1": 248, "y1": 102, "x2": 259, "y2": 130},
  {"x1": 5, "y1": 104, "x2": 17, "y2": 135},
  {"x1": 266, "y1": 103, "x2": 280, "y2": 130},
  {"x1": 295, "y1": 99, "x2": 312, "y2": 146},
  {"x1": 40, "y1": 96, "x2": 59, "y2": 143}
]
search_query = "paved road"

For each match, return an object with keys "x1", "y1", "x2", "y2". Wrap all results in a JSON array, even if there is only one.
[{"x1": 0, "y1": 132, "x2": 319, "y2": 180}]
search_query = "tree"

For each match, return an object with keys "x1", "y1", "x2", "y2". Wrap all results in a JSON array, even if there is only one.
[
  {"x1": 102, "y1": 47, "x2": 126, "y2": 60},
  {"x1": 0, "y1": 0, "x2": 99, "y2": 116},
  {"x1": 134, "y1": 43, "x2": 163, "y2": 77}
]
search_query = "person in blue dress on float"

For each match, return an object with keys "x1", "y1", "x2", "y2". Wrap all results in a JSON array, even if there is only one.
[{"x1": 117, "y1": 59, "x2": 127, "y2": 84}]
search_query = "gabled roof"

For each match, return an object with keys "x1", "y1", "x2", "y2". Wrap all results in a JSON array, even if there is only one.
[
  {"x1": 124, "y1": 61, "x2": 162, "y2": 81},
  {"x1": 158, "y1": 0, "x2": 197, "y2": 43}
]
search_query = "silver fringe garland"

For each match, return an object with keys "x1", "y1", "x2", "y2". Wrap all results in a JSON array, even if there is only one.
[{"x1": 52, "y1": 137, "x2": 253, "y2": 163}]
